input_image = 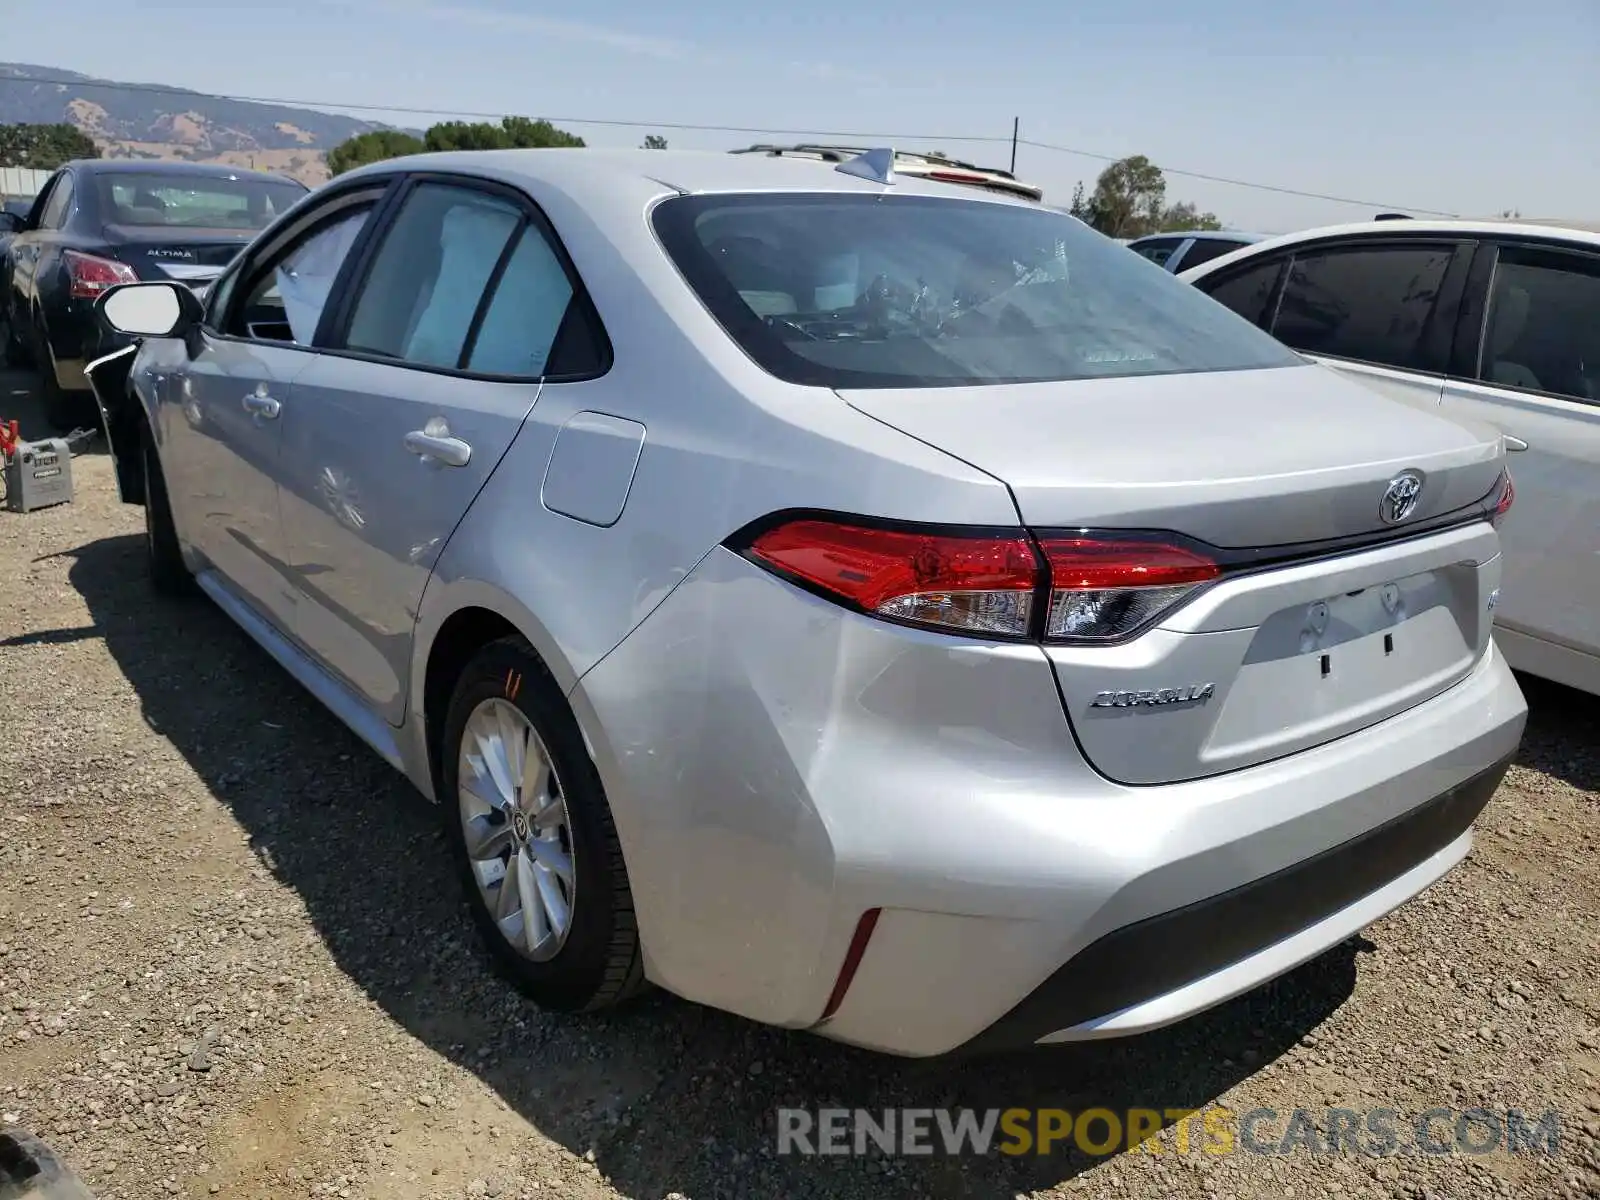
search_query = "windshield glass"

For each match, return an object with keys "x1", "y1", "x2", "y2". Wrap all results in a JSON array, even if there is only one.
[
  {"x1": 98, "y1": 173, "x2": 307, "y2": 230},
  {"x1": 652, "y1": 193, "x2": 1300, "y2": 388}
]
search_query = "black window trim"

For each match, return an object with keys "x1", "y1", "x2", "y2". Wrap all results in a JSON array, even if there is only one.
[
  {"x1": 320, "y1": 169, "x2": 613, "y2": 385},
  {"x1": 1456, "y1": 236, "x2": 1600, "y2": 409},
  {"x1": 204, "y1": 178, "x2": 399, "y2": 347},
  {"x1": 1265, "y1": 234, "x2": 1477, "y2": 378}
]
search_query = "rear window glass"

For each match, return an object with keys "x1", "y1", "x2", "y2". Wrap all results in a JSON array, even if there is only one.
[
  {"x1": 98, "y1": 173, "x2": 307, "y2": 231},
  {"x1": 652, "y1": 193, "x2": 1300, "y2": 388}
]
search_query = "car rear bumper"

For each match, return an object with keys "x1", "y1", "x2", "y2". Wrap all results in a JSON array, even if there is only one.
[{"x1": 572, "y1": 546, "x2": 1527, "y2": 1058}]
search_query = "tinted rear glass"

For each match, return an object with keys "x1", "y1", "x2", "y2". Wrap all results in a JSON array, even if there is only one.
[
  {"x1": 652, "y1": 194, "x2": 1299, "y2": 388},
  {"x1": 98, "y1": 173, "x2": 307, "y2": 230}
]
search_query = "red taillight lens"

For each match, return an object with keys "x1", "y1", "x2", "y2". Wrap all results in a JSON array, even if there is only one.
[
  {"x1": 1037, "y1": 537, "x2": 1221, "y2": 641},
  {"x1": 1491, "y1": 470, "x2": 1515, "y2": 526},
  {"x1": 65, "y1": 250, "x2": 138, "y2": 300},
  {"x1": 744, "y1": 519, "x2": 1041, "y2": 638},
  {"x1": 739, "y1": 518, "x2": 1226, "y2": 642}
]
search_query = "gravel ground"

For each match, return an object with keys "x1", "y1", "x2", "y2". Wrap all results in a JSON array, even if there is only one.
[{"x1": 1, "y1": 366, "x2": 1597, "y2": 1200}]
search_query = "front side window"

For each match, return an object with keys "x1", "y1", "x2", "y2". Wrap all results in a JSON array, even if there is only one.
[
  {"x1": 227, "y1": 205, "x2": 373, "y2": 344},
  {"x1": 652, "y1": 194, "x2": 1300, "y2": 389},
  {"x1": 344, "y1": 184, "x2": 523, "y2": 369},
  {"x1": 1479, "y1": 245, "x2": 1600, "y2": 403},
  {"x1": 1271, "y1": 243, "x2": 1455, "y2": 372},
  {"x1": 99, "y1": 173, "x2": 306, "y2": 231}
]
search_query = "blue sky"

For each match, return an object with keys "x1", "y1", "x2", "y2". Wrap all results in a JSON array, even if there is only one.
[{"x1": 21, "y1": 0, "x2": 1599, "y2": 232}]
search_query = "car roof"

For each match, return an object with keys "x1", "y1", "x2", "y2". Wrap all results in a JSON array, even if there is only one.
[
  {"x1": 1177, "y1": 216, "x2": 1600, "y2": 278},
  {"x1": 60, "y1": 158, "x2": 305, "y2": 186},
  {"x1": 334, "y1": 147, "x2": 1050, "y2": 212},
  {"x1": 728, "y1": 144, "x2": 1044, "y2": 201}
]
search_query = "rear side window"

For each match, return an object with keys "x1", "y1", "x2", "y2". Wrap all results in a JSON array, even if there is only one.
[
  {"x1": 345, "y1": 184, "x2": 522, "y2": 368},
  {"x1": 1272, "y1": 244, "x2": 1454, "y2": 372},
  {"x1": 1176, "y1": 237, "x2": 1249, "y2": 271},
  {"x1": 465, "y1": 226, "x2": 573, "y2": 376},
  {"x1": 1478, "y1": 245, "x2": 1600, "y2": 403},
  {"x1": 652, "y1": 193, "x2": 1300, "y2": 388},
  {"x1": 37, "y1": 175, "x2": 73, "y2": 229},
  {"x1": 1196, "y1": 258, "x2": 1284, "y2": 328},
  {"x1": 1129, "y1": 237, "x2": 1183, "y2": 266}
]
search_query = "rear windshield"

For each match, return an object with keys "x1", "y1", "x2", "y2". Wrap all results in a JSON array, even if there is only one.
[
  {"x1": 652, "y1": 193, "x2": 1300, "y2": 388},
  {"x1": 98, "y1": 173, "x2": 307, "y2": 231}
]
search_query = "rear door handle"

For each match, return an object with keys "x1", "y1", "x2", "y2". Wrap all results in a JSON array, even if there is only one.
[
  {"x1": 242, "y1": 390, "x2": 280, "y2": 419},
  {"x1": 1504, "y1": 434, "x2": 1528, "y2": 452},
  {"x1": 405, "y1": 428, "x2": 472, "y2": 467}
]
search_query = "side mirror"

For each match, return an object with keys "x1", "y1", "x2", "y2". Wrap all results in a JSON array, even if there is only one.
[
  {"x1": 0, "y1": 211, "x2": 21, "y2": 235},
  {"x1": 97, "y1": 281, "x2": 203, "y2": 339}
]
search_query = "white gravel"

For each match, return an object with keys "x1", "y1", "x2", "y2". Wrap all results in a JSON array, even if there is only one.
[{"x1": 1, "y1": 368, "x2": 1596, "y2": 1200}]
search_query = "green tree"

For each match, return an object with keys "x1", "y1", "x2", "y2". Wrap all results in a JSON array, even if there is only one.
[
  {"x1": 641, "y1": 134, "x2": 668, "y2": 150},
  {"x1": 326, "y1": 129, "x2": 425, "y2": 176},
  {"x1": 1072, "y1": 155, "x2": 1224, "y2": 238},
  {"x1": 0, "y1": 122, "x2": 99, "y2": 170},
  {"x1": 424, "y1": 117, "x2": 585, "y2": 153},
  {"x1": 499, "y1": 116, "x2": 585, "y2": 148}
]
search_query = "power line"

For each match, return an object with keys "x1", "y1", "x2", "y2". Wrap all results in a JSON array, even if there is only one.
[
  {"x1": 1, "y1": 69, "x2": 1460, "y2": 214},
  {"x1": 1018, "y1": 137, "x2": 1460, "y2": 217}
]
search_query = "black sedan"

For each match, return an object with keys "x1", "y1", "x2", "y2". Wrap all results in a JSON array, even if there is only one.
[{"x1": 0, "y1": 159, "x2": 308, "y2": 429}]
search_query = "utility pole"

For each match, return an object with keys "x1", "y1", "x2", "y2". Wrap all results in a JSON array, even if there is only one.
[{"x1": 1009, "y1": 117, "x2": 1019, "y2": 175}]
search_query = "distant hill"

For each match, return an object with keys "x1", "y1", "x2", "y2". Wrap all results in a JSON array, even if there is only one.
[{"x1": 0, "y1": 63, "x2": 416, "y2": 184}]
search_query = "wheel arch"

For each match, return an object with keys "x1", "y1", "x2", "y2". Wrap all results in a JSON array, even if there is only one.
[{"x1": 412, "y1": 584, "x2": 591, "y2": 796}]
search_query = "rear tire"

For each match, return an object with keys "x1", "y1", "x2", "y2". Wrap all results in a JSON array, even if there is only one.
[
  {"x1": 440, "y1": 637, "x2": 646, "y2": 1013},
  {"x1": 141, "y1": 424, "x2": 193, "y2": 596}
]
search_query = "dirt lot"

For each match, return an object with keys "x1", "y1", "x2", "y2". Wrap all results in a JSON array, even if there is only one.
[{"x1": 1, "y1": 366, "x2": 1597, "y2": 1200}]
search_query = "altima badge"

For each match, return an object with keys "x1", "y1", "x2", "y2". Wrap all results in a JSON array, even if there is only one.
[{"x1": 1091, "y1": 684, "x2": 1216, "y2": 708}]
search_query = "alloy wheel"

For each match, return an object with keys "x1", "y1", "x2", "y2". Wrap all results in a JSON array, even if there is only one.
[{"x1": 457, "y1": 698, "x2": 576, "y2": 963}]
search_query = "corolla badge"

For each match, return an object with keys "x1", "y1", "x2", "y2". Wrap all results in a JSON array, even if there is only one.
[
  {"x1": 1091, "y1": 683, "x2": 1215, "y2": 709},
  {"x1": 1379, "y1": 471, "x2": 1424, "y2": 525}
]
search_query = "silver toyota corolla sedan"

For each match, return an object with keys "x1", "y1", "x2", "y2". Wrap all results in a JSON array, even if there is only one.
[{"x1": 84, "y1": 148, "x2": 1527, "y2": 1058}]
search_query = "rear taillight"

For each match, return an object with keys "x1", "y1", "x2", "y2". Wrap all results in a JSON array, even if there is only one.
[
  {"x1": 738, "y1": 518, "x2": 1221, "y2": 642},
  {"x1": 1037, "y1": 537, "x2": 1221, "y2": 641},
  {"x1": 744, "y1": 519, "x2": 1040, "y2": 638},
  {"x1": 64, "y1": 250, "x2": 138, "y2": 300},
  {"x1": 1490, "y1": 470, "x2": 1515, "y2": 527}
]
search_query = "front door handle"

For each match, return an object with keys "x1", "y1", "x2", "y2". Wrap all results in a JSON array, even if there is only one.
[
  {"x1": 405, "y1": 421, "x2": 472, "y2": 468},
  {"x1": 242, "y1": 388, "x2": 280, "y2": 419},
  {"x1": 1504, "y1": 434, "x2": 1528, "y2": 452}
]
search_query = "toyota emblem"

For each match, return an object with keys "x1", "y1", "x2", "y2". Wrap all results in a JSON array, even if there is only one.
[{"x1": 1380, "y1": 471, "x2": 1424, "y2": 525}]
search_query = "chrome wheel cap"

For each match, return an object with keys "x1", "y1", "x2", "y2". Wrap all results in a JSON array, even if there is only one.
[{"x1": 458, "y1": 698, "x2": 575, "y2": 962}]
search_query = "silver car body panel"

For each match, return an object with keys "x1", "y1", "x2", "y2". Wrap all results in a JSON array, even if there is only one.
[{"x1": 108, "y1": 150, "x2": 1528, "y2": 1056}]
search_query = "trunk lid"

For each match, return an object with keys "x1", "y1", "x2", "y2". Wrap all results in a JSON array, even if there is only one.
[
  {"x1": 839, "y1": 362, "x2": 1503, "y2": 545},
  {"x1": 104, "y1": 225, "x2": 253, "y2": 289},
  {"x1": 840, "y1": 362, "x2": 1507, "y2": 785}
]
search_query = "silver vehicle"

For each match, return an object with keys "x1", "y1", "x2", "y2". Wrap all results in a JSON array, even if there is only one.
[
  {"x1": 87, "y1": 149, "x2": 1525, "y2": 1058},
  {"x1": 1180, "y1": 218, "x2": 1600, "y2": 697}
]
